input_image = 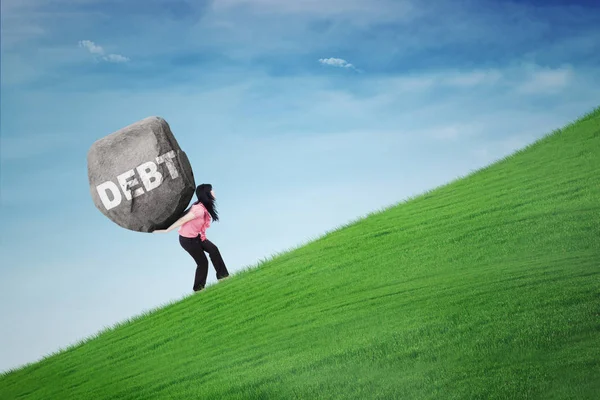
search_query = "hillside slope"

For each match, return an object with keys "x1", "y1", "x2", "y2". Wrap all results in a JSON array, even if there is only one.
[{"x1": 1, "y1": 107, "x2": 599, "y2": 399}]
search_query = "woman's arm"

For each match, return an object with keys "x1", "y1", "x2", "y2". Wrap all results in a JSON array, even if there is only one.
[{"x1": 153, "y1": 211, "x2": 196, "y2": 233}]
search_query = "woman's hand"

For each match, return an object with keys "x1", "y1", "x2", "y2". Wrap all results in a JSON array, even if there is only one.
[{"x1": 153, "y1": 229, "x2": 168, "y2": 233}]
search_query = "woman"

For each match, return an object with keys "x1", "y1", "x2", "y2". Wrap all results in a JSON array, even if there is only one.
[{"x1": 153, "y1": 183, "x2": 230, "y2": 292}]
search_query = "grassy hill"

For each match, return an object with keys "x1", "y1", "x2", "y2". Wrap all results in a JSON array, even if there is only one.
[{"x1": 1, "y1": 107, "x2": 599, "y2": 399}]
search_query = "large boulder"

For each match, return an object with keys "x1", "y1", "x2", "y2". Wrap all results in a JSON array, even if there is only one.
[{"x1": 87, "y1": 116, "x2": 196, "y2": 232}]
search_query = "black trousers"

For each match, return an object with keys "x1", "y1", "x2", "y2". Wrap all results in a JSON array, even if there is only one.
[{"x1": 179, "y1": 235, "x2": 230, "y2": 291}]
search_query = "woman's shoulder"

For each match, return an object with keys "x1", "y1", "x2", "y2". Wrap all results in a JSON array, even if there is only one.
[{"x1": 191, "y1": 202, "x2": 207, "y2": 213}]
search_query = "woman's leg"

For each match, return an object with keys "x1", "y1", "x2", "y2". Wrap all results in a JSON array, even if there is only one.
[
  {"x1": 200, "y1": 239, "x2": 230, "y2": 280},
  {"x1": 179, "y1": 235, "x2": 209, "y2": 291}
]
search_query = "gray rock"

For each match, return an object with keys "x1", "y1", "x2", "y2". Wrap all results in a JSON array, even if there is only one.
[{"x1": 87, "y1": 116, "x2": 196, "y2": 232}]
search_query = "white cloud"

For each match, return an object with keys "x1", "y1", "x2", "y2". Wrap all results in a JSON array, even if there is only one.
[
  {"x1": 516, "y1": 65, "x2": 573, "y2": 94},
  {"x1": 213, "y1": 0, "x2": 416, "y2": 22},
  {"x1": 370, "y1": 69, "x2": 503, "y2": 94},
  {"x1": 442, "y1": 70, "x2": 503, "y2": 86},
  {"x1": 472, "y1": 132, "x2": 541, "y2": 164},
  {"x1": 374, "y1": 65, "x2": 578, "y2": 96},
  {"x1": 102, "y1": 54, "x2": 130, "y2": 63},
  {"x1": 78, "y1": 40, "x2": 130, "y2": 63},
  {"x1": 318, "y1": 57, "x2": 360, "y2": 72},
  {"x1": 426, "y1": 125, "x2": 475, "y2": 141},
  {"x1": 78, "y1": 40, "x2": 104, "y2": 55},
  {"x1": 2, "y1": 1, "x2": 106, "y2": 50}
]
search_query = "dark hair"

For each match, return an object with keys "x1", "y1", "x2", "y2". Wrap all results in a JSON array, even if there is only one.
[{"x1": 184, "y1": 183, "x2": 219, "y2": 222}]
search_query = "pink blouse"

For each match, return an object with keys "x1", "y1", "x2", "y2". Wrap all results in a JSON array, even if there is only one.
[{"x1": 178, "y1": 203, "x2": 211, "y2": 240}]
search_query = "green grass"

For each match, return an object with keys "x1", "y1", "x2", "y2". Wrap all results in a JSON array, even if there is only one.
[{"x1": 2, "y1": 106, "x2": 600, "y2": 399}]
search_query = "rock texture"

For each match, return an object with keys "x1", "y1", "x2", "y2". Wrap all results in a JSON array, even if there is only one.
[{"x1": 87, "y1": 116, "x2": 195, "y2": 232}]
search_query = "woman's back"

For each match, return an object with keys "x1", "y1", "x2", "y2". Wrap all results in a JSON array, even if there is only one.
[{"x1": 178, "y1": 202, "x2": 211, "y2": 240}]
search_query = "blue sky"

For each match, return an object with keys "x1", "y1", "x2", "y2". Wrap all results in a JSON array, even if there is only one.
[{"x1": 1, "y1": 0, "x2": 599, "y2": 373}]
